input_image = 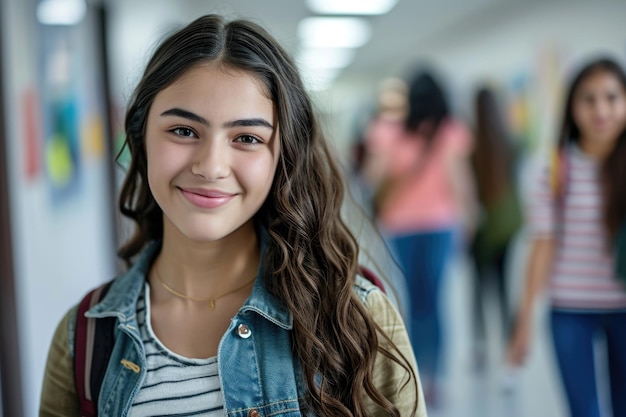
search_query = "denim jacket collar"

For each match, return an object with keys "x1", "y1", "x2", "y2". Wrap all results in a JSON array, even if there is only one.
[{"x1": 86, "y1": 239, "x2": 293, "y2": 330}]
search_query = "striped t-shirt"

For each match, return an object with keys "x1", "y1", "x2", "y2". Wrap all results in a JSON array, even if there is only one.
[
  {"x1": 528, "y1": 145, "x2": 626, "y2": 311},
  {"x1": 128, "y1": 284, "x2": 226, "y2": 417}
]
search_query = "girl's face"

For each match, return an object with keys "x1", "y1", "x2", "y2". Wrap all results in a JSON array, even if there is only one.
[
  {"x1": 145, "y1": 63, "x2": 280, "y2": 243},
  {"x1": 572, "y1": 69, "x2": 626, "y2": 149}
]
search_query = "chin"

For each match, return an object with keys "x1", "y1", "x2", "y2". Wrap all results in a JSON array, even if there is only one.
[
  {"x1": 165, "y1": 214, "x2": 255, "y2": 244},
  {"x1": 174, "y1": 222, "x2": 232, "y2": 243},
  {"x1": 183, "y1": 231, "x2": 231, "y2": 243}
]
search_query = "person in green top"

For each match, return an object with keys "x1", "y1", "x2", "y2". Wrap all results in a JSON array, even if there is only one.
[{"x1": 469, "y1": 85, "x2": 523, "y2": 370}]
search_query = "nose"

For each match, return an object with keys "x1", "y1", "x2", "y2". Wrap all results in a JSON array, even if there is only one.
[
  {"x1": 191, "y1": 137, "x2": 231, "y2": 181},
  {"x1": 593, "y1": 98, "x2": 611, "y2": 121}
]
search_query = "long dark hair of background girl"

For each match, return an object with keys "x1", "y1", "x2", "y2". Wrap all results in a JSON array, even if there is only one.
[
  {"x1": 115, "y1": 15, "x2": 417, "y2": 417},
  {"x1": 405, "y1": 69, "x2": 450, "y2": 146},
  {"x1": 472, "y1": 86, "x2": 516, "y2": 206}
]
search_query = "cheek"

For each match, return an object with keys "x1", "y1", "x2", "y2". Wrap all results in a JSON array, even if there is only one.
[
  {"x1": 145, "y1": 139, "x2": 185, "y2": 188},
  {"x1": 615, "y1": 98, "x2": 626, "y2": 123},
  {"x1": 145, "y1": 147, "x2": 165, "y2": 196},
  {"x1": 238, "y1": 154, "x2": 277, "y2": 192},
  {"x1": 572, "y1": 104, "x2": 590, "y2": 128},
  {"x1": 146, "y1": 140, "x2": 164, "y2": 181}
]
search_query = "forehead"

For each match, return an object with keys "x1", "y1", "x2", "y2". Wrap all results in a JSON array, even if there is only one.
[
  {"x1": 576, "y1": 69, "x2": 625, "y2": 93},
  {"x1": 152, "y1": 63, "x2": 274, "y2": 115}
]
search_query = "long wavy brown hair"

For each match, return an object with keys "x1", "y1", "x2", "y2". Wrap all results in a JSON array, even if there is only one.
[
  {"x1": 116, "y1": 14, "x2": 417, "y2": 417},
  {"x1": 557, "y1": 57, "x2": 626, "y2": 243}
]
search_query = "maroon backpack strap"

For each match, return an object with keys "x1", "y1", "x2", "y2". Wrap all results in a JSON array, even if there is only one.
[
  {"x1": 358, "y1": 265, "x2": 387, "y2": 294},
  {"x1": 74, "y1": 283, "x2": 109, "y2": 417}
]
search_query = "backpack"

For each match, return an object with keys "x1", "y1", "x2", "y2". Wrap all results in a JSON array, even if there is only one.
[
  {"x1": 74, "y1": 281, "x2": 114, "y2": 417},
  {"x1": 73, "y1": 267, "x2": 386, "y2": 416}
]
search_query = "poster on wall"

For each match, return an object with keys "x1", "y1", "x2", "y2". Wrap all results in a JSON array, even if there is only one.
[
  {"x1": 38, "y1": 24, "x2": 106, "y2": 206},
  {"x1": 508, "y1": 72, "x2": 536, "y2": 152}
]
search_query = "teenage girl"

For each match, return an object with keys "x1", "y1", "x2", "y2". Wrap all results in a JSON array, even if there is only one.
[
  {"x1": 469, "y1": 86, "x2": 522, "y2": 369},
  {"x1": 508, "y1": 57, "x2": 626, "y2": 417},
  {"x1": 365, "y1": 68, "x2": 476, "y2": 407},
  {"x1": 39, "y1": 14, "x2": 425, "y2": 417}
]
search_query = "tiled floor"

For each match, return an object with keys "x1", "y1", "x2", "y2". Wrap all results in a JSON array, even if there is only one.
[{"x1": 428, "y1": 242, "x2": 568, "y2": 417}]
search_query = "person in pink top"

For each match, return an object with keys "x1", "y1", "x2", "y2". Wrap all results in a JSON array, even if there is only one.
[{"x1": 365, "y1": 68, "x2": 476, "y2": 407}]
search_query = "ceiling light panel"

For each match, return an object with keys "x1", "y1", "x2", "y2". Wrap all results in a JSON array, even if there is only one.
[
  {"x1": 37, "y1": 0, "x2": 87, "y2": 25},
  {"x1": 306, "y1": 0, "x2": 398, "y2": 15},
  {"x1": 298, "y1": 17, "x2": 371, "y2": 48},
  {"x1": 298, "y1": 47, "x2": 355, "y2": 69}
]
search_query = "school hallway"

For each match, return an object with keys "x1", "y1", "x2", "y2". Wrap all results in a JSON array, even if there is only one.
[{"x1": 429, "y1": 238, "x2": 569, "y2": 417}]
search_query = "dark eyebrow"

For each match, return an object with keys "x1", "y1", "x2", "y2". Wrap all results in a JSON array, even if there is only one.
[
  {"x1": 223, "y1": 118, "x2": 274, "y2": 130},
  {"x1": 160, "y1": 108, "x2": 273, "y2": 130},
  {"x1": 160, "y1": 108, "x2": 208, "y2": 125}
]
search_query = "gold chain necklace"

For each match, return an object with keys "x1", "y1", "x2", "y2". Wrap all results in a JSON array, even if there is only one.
[{"x1": 155, "y1": 267, "x2": 255, "y2": 310}]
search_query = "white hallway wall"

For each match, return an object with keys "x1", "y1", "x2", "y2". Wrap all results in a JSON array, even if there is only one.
[{"x1": 2, "y1": 1, "x2": 116, "y2": 416}]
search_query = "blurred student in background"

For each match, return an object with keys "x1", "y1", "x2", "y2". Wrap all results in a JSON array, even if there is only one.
[
  {"x1": 365, "y1": 67, "x2": 477, "y2": 408},
  {"x1": 359, "y1": 77, "x2": 409, "y2": 211},
  {"x1": 469, "y1": 86, "x2": 523, "y2": 370},
  {"x1": 344, "y1": 80, "x2": 412, "y2": 321},
  {"x1": 508, "y1": 57, "x2": 626, "y2": 417}
]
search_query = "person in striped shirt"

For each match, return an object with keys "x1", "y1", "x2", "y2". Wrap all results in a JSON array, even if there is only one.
[{"x1": 508, "y1": 57, "x2": 626, "y2": 417}]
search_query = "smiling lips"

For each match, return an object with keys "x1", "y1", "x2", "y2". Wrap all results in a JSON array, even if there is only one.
[{"x1": 179, "y1": 187, "x2": 235, "y2": 209}]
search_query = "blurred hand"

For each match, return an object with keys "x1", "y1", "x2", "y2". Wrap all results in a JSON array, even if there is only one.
[{"x1": 507, "y1": 315, "x2": 532, "y2": 366}]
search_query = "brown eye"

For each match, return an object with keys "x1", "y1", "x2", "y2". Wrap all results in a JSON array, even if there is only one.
[
  {"x1": 234, "y1": 135, "x2": 261, "y2": 145},
  {"x1": 171, "y1": 127, "x2": 197, "y2": 138}
]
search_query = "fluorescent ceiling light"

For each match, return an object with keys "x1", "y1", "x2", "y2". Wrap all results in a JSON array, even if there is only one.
[
  {"x1": 306, "y1": 0, "x2": 398, "y2": 15},
  {"x1": 37, "y1": 0, "x2": 86, "y2": 26},
  {"x1": 298, "y1": 17, "x2": 371, "y2": 48},
  {"x1": 298, "y1": 47, "x2": 355, "y2": 70}
]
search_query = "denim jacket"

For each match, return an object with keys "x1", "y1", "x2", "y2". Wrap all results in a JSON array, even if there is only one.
[{"x1": 40, "y1": 241, "x2": 426, "y2": 417}]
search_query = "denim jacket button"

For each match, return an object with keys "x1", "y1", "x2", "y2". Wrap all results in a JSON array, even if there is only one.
[
  {"x1": 248, "y1": 409, "x2": 260, "y2": 417},
  {"x1": 237, "y1": 323, "x2": 252, "y2": 339}
]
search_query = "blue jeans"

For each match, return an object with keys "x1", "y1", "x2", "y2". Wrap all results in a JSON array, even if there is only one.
[
  {"x1": 550, "y1": 310, "x2": 626, "y2": 417},
  {"x1": 391, "y1": 229, "x2": 454, "y2": 381}
]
